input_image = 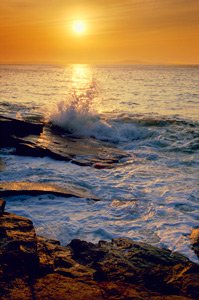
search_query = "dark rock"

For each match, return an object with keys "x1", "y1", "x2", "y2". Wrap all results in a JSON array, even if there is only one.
[
  {"x1": 0, "y1": 212, "x2": 39, "y2": 299},
  {"x1": 0, "y1": 182, "x2": 99, "y2": 201},
  {"x1": 190, "y1": 228, "x2": 199, "y2": 259},
  {"x1": 37, "y1": 235, "x2": 61, "y2": 246},
  {"x1": 0, "y1": 115, "x2": 43, "y2": 136},
  {"x1": 13, "y1": 140, "x2": 73, "y2": 161},
  {"x1": 71, "y1": 158, "x2": 92, "y2": 166},
  {"x1": 93, "y1": 162, "x2": 113, "y2": 169},
  {"x1": 1, "y1": 209, "x2": 199, "y2": 299},
  {"x1": 69, "y1": 239, "x2": 107, "y2": 266},
  {"x1": 37, "y1": 236, "x2": 93, "y2": 280},
  {"x1": 0, "y1": 212, "x2": 39, "y2": 278},
  {"x1": 0, "y1": 115, "x2": 43, "y2": 147},
  {"x1": 0, "y1": 198, "x2": 6, "y2": 215}
]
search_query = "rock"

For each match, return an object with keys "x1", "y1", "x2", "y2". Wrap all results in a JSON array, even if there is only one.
[
  {"x1": 190, "y1": 228, "x2": 199, "y2": 259},
  {"x1": 0, "y1": 198, "x2": 6, "y2": 215},
  {"x1": 93, "y1": 162, "x2": 113, "y2": 169},
  {"x1": 14, "y1": 126, "x2": 130, "y2": 168},
  {"x1": 33, "y1": 274, "x2": 103, "y2": 300},
  {"x1": 37, "y1": 236, "x2": 94, "y2": 280},
  {"x1": 1, "y1": 209, "x2": 199, "y2": 300},
  {"x1": 13, "y1": 140, "x2": 73, "y2": 162},
  {"x1": 0, "y1": 115, "x2": 131, "y2": 168},
  {"x1": 0, "y1": 212, "x2": 39, "y2": 299},
  {"x1": 0, "y1": 115, "x2": 43, "y2": 147},
  {"x1": 0, "y1": 182, "x2": 99, "y2": 201},
  {"x1": 0, "y1": 212, "x2": 38, "y2": 278}
]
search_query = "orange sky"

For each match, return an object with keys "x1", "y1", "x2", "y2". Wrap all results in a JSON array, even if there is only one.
[{"x1": 0, "y1": 0, "x2": 199, "y2": 64}]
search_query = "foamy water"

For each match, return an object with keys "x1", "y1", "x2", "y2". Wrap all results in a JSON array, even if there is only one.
[{"x1": 0, "y1": 64, "x2": 199, "y2": 262}]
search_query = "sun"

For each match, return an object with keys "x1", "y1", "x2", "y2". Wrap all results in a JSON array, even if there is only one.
[{"x1": 73, "y1": 21, "x2": 85, "y2": 34}]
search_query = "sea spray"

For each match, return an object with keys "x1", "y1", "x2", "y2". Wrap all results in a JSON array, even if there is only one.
[
  {"x1": 49, "y1": 92, "x2": 103, "y2": 133},
  {"x1": 49, "y1": 93, "x2": 149, "y2": 143}
]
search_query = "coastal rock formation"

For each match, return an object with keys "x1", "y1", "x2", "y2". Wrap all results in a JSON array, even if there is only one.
[
  {"x1": 0, "y1": 115, "x2": 131, "y2": 168},
  {"x1": 1, "y1": 199, "x2": 199, "y2": 300},
  {"x1": 0, "y1": 182, "x2": 99, "y2": 201}
]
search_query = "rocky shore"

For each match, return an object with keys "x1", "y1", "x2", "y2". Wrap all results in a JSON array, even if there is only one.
[
  {"x1": 1, "y1": 198, "x2": 199, "y2": 300},
  {"x1": 1, "y1": 115, "x2": 199, "y2": 299}
]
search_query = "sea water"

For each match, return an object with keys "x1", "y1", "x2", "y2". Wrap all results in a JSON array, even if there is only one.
[{"x1": 0, "y1": 64, "x2": 199, "y2": 262}]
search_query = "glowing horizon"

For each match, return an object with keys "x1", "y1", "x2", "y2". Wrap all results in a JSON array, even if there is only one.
[{"x1": 0, "y1": 0, "x2": 199, "y2": 65}]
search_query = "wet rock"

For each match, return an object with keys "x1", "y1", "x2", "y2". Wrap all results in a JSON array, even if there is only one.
[
  {"x1": 13, "y1": 140, "x2": 73, "y2": 161},
  {"x1": 190, "y1": 228, "x2": 199, "y2": 259},
  {"x1": 0, "y1": 115, "x2": 43, "y2": 136},
  {"x1": 0, "y1": 182, "x2": 99, "y2": 201},
  {"x1": 93, "y1": 162, "x2": 113, "y2": 169},
  {"x1": 1, "y1": 209, "x2": 199, "y2": 299},
  {"x1": 0, "y1": 115, "x2": 131, "y2": 168},
  {"x1": 16, "y1": 126, "x2": 130, "y2": 168},
  {"x1": 0, "y1": 115, "x2": 43, "y2": 147}
]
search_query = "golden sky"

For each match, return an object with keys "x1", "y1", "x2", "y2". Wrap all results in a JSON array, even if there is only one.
[{"x1": 0, "y1": 0, "x2": 199, "y2": 64}]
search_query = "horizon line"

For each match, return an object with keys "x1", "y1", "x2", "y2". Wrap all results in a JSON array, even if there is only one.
[{"x1": 0, "y1": 61, "x2": 199, "y2": 66}]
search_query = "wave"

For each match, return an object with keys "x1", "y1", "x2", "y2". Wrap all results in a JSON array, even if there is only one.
[
  {"x1": 49, "y1": 95, "x2": 199, "y2": 150},
  {"x1": 49, "y1": 96, "x2": 151, "y2": 143},
  {"x1": 110, "y1": 114, "x2": 198, "y2": 128}
]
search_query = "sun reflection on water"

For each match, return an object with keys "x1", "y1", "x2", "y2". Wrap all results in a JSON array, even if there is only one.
[
  {"x1": 64, "y1": 64, "x2": 99, "y2": 116},
  {"x1": 70, "y1": 64, "x2": 95, "y2": 95}
]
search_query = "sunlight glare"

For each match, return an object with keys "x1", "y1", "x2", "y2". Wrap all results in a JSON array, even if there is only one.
[{"x1": 73, "y1": 21, "x2": 85, "y2": 34}]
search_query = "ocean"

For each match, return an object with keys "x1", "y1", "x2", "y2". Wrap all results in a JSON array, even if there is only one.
[{"x1": 0, "y1": 64, "x2": 199, "y2": 262}]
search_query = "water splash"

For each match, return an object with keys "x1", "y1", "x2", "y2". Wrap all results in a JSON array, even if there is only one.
[
  {"x1": 50, "y1": 91, "x2": 101, "y2": 133},
  {"x1": 50, "y1": 97, "x2": 149, "y2": 143}
]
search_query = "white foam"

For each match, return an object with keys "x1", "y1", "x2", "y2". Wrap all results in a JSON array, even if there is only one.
[{"x1": 50, "y1": 92, "x2": 98, "y2": 131}]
